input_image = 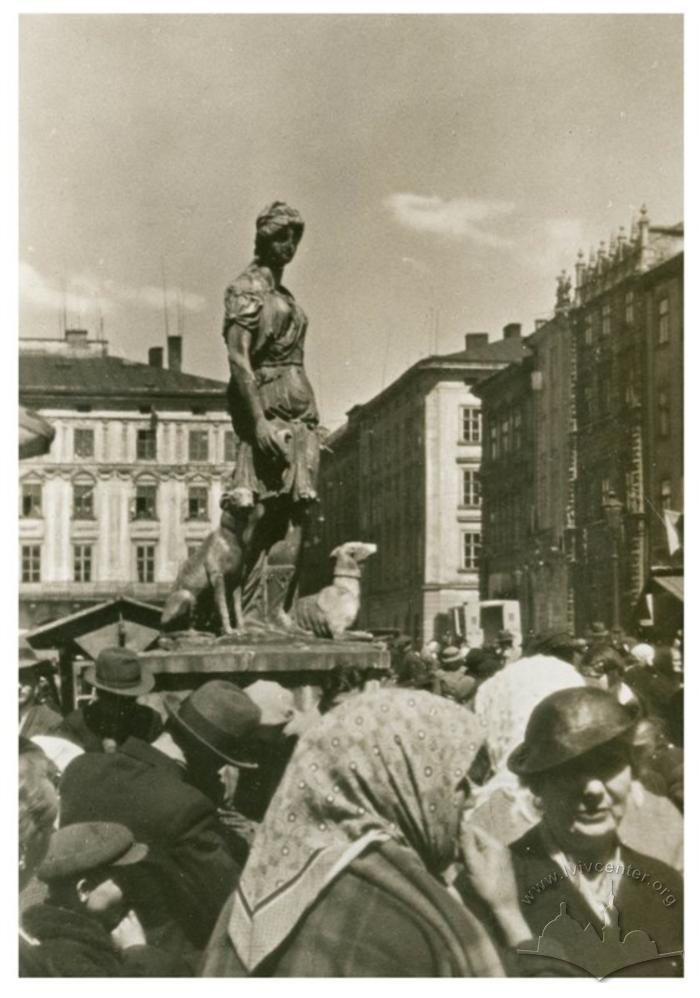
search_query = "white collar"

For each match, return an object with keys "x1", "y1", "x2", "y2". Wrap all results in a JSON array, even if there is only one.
[{"x1": 152, "y1": 731, "x2": 187, "y2": 769}]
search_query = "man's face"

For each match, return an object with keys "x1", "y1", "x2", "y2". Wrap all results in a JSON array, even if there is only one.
[
  {"x1": 537, "y1": 741, "x2": 632, "y2": 855},
  {"x1": 19, "y1": 670, "x2": 39, "y2": 708}
]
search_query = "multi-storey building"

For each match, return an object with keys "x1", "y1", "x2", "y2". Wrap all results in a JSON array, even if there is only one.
[
  {"x1": 19, "y1": 329, "x2": 232, "y2": 630},
  {"x1": 473, "y1": 348, "x2": 536, "y2": 630},
  {"x1": 572, "y1": 211, "x2": 683, "y2": 632},
  {"x1": 475, "y1": 278, "x2": 577, "y2": 637},
  {"x1": 303, "y1": 327, "x2": 527, "y2": 642}
]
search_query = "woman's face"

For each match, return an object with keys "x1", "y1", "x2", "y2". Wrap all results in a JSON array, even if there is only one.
[
  {"x1": 260, "y1": 225, "x2": 300, "y2": 268},
  {"x1": 536, "y1": 740, "x2": 632, "y2": 856}
]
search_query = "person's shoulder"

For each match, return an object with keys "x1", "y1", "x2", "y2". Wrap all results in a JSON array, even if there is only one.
[
  {"x1": 226, "y1": 263, "x2": 272, "y2": 297},
  {"x1": 621, "y1": 844, "x2": 683, "y2": 893}
]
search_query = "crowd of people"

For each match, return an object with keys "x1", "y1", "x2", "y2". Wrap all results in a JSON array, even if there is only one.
[{"x1": 18, "y1": 620, "x2": 683, "y2": 977}]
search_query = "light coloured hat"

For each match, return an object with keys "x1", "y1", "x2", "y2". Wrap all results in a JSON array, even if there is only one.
[
  {"x1": 244, "y1": 680, "x2": 295, "y2": 727},
  {"x1": 630, "y1": 643, "x2": 655, "y2": 667}
]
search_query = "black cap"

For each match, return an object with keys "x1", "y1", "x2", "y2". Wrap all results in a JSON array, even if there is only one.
[{"x1": 38, "y1": 822, "x2": 148, "y2": 883}]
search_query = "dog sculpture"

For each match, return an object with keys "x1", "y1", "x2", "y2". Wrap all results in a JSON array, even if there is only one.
[
  {"x1": 287, "y1": 541, "x2": 377, "y2": 640},
  {"x1": 161, "y1": 512, "x2": 243, "y2": 635}
]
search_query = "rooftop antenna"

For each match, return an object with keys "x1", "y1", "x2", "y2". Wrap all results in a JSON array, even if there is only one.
[
  {"x1": 62, "y1": 278, "x2": 68, "y2": 333},
  {"x1": 177, "y1": 285, "x2": 184, "y2": 338},
  {"x1": 160, "y1": 256, "x2": 170, "y2": 344}
]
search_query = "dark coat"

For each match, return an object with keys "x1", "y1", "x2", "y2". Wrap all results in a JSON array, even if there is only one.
[
  {"x1": 457, "y1": 823, "x2": 683, "y2": 977},
  {"x1": 20, "y1": 903, "x2": 188, "y2": 977},
  {"x1": 203, "y1": 840, "x2": 507, "y2": 977},
  {"x1": 59, "y1": 736, "x2": 240, "y2": 951},
  {"x1": 58, "y1": 701, "x2": 163, "y2": 752}
]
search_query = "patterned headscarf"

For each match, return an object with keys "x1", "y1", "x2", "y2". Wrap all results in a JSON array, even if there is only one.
[{"x1": 227, "y1": 688, "x2": 483, "y2": 971}]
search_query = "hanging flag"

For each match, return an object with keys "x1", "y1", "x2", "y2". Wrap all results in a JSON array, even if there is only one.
[{"x1": 663, "y1": 509, "x2": 683, "y2": 556}]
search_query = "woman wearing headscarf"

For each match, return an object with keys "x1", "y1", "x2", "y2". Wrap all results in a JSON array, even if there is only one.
[
  {"x1": 466, "y1": 653, "x2": 586, "y2": 843},
  {"x1": 202, "y1": 688, "x2": 506, "y2": 977}
]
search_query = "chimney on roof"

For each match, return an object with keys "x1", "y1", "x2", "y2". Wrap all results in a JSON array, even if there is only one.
[
  {"x1": 503, "y1": 323, "x2": 522, "y2": 340},
  {"x1": 167, "y1": 335, "x2": 182, "y2": 373},
  {"x1": 465, "y1": 332, "x2": 489, "y2": 351},
  {"x1": 148, "y1": 346, "x2": 164, "y2": 368},
  {"x1": 65, "y1": 329, "x2": 88, "y2": 346}
]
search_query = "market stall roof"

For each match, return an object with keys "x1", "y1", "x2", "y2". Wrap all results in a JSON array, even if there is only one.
[
  {"x1": 26, "y1": 597, "x2": 162, "y2": 658},
  {"x1": 651, "y1": 574, "x2": 684, "y2": 601}
]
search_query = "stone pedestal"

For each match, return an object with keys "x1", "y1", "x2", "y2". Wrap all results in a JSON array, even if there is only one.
[{"x1": 139, "y1": 633, "x2": 391, "y2": 707}]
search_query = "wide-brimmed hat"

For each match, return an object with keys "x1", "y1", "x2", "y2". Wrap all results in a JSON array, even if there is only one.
[
  {"x1": 38, "y1": 821, "x2": 148, "y2": 883},
  {"x1": 83, "y1": 647, "x2": 154, "y2": 697},
  {"x1": 164, "y1": 681, "x2": 262, "y2": 769},
  {"x1": 508, "y1": 687, "x2": 636, "y2": 776}
]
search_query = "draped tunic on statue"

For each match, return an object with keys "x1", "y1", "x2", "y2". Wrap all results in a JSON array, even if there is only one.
[{"x1": 223, "y1": 262, "x2": 321, "y2": 507}]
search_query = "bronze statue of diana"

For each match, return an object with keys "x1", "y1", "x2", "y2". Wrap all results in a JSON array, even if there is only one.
[{"x1": 221, "y1": 202, "x2": 322, "y2": 630}]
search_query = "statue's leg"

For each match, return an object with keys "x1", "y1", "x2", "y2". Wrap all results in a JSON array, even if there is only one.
[
  {"x1": 267, "y1": 503, "x2": 310, "y2": 618},
  {"x1": 212, "y1": 571, "x2": 234, "y2": 635}
]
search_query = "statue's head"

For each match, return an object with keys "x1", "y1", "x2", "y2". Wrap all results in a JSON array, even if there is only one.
[{"x1": 254, "y1": 201, "x2": 305, "y2": 268}]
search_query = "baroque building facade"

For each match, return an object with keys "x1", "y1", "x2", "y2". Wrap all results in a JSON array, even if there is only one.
[
  {"x1": 19, "y1": 330, "x2": 232, "y2": 630},
  {"x1": 303, "y1": 327, "x2": 527, "y2": 643},
  {"x1": 571, "y1": 211, "x2": 683, "y2": 632}
]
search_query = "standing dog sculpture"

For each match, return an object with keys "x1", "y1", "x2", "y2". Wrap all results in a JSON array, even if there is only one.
[
  {"x1": 161, "y1": 512, "x2": 243, "y2": 634},
  {"x1": 285, "y1": 541, "x2": 377, "y2": 640}
]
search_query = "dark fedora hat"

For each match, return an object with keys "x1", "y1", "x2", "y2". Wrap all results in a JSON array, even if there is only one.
[
  {"x1": 508, "y1": 687, "x2": 636, "y2": 776},
  {"x1": 164, "y1": 681, "x2": 262, "y2": 769},
  {"x1": 84, "y1": 647, "x2": 154, "y2": 697}
]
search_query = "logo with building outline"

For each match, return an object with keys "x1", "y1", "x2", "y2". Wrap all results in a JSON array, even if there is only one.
[{"x1": 518, "y1": 887, "x2": 682, "y2": 979}]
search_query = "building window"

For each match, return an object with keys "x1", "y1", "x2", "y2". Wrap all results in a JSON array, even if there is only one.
[
  {"x1": 583, "y1": 315, "x2": 593, "y2": 346},
  {"x1": 136, "y1": 427, "x2": 157, "y2": 461},
  {"x1": 21, "y1": 481, "x2": 42, "y2": 518},
  {"x1": 658, "y1": 297, "x2": 670, "y2": 344},
  {"x1": 74, "y1": 428, "x2": 94, "y2": 458},
  {"x1": 187, "y1": 485, "x2": 209, "y2": 520},
  {"x1": 500, "y1": 415, "x2": 510, "y2": 454},
  {"x1": 134, "y1": 483, "x2": 157, "y2": 520},
  {"x1": 658, "y1": 391, "x2": 670, "y2": 438},
  {"x1": 73, "y1": 482, "x2": 94, "y2": 519},
  {"x1": 601, "y1": 302, "x2": 611, "y2": 336},
  {"x1": 73, "y1": 544, "x2": 93, "y2": 583},
  {"x1": 460, "y1": 406, "x2": 481, "y2": 444},
  {"x1": 462, "y1": 531, "x2": 481, "y2": 570},
  {"x1": 512, "y1": 410, "x2": 522, "y2": 451},
  {"x1": 462, "y1": 468, "x2": 481, "y2": 507},
  {"x1": 224, "y1": 430, "x2": 236, "y2": 463},
  {"x1": 21, "y1": 544, "x2": 41, "y2": 583},
  {"x1": 660, "y1": 478, "x2": 672, "y2": 511},
  {"x1": 186, "y1": 544, "x2": 200, "y2": 561},
  {"x1": 490, "y1": 424, "x2": 499, "y2": 460},
  {"x1": 136, "y1": 543, "x2": 156, "y2": 583},
  {"x1": 189, "y1": 429, "x2": 209, "y2": 462},
  {"x1": 625, "y1": 290, "x2": 634, "y2": 325}
]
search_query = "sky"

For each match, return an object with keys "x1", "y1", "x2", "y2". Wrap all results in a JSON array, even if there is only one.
[{"x1": 19, "y1": 13, "x2": 683, "y2": 430}]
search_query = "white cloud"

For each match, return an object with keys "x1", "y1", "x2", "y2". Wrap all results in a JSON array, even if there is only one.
[
  {"x1": 384, "y1": 193, "x2": 515, "y2": 247},
  {"x1": 522, "y1": 216, "x2": 585, "y2": 277},
  {"x1": 20, "y1": 262, "x2": 206, "y2": 316}
]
